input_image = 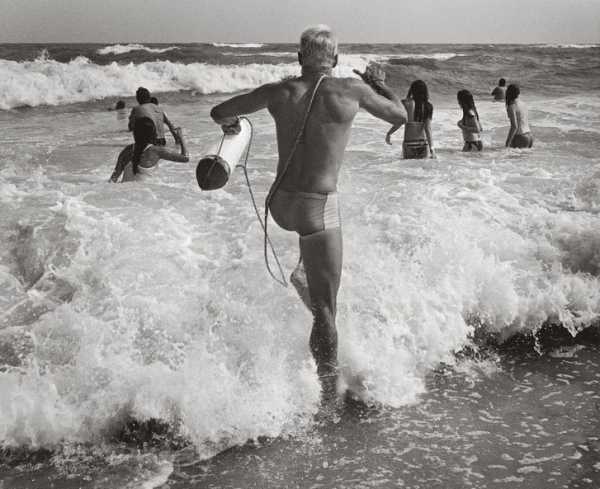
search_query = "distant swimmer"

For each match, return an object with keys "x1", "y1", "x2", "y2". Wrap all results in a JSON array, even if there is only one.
[
  {"x1": 109, "y1": 117, "x2": 188, "y2": 183},
  {"x1": 457, "y1": 90, "x2": 483, "y2": 151},
  {"x1": 128, "y1": 87, "x2": 180, "y2": 146},
  {"x1": 386, "y1": 80, "x2": 435, "y2": 159},
  {"x1": 108, "y1": 100, "x2": 126, "y2": 111},
  {"x1": 492, "y1": 78, "x2": 506, "y2": 102},
  {"x1": 505, "y1": 84, "x2": 534, "y2": 149},
  {"x1": 209, "y1": 25, "x2": 405, "y2": 403}
]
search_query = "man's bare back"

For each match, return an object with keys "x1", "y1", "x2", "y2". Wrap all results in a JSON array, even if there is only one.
[{"x1": 268, "y1": 76, "x2": 362, "y2": 193}]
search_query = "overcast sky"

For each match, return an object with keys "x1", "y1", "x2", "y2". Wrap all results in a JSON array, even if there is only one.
[{"x1": 1, "y1": 0, "x2": 599, "y2": 44}]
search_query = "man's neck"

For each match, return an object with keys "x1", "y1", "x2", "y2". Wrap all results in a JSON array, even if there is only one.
[{"x1": 301, "y1": 66, "x2": 333, "y2": 78}]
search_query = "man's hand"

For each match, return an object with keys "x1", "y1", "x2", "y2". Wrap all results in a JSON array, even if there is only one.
[
  {"x1": 221, "y1": 118, "x2": 242, "y2": 135},
  {"x1": 353, "y1": 64, "x2": 387, "y2": 96}
]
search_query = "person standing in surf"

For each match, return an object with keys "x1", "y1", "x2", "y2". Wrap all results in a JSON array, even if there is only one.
[
  {"x1": 492, "y1": 78, "x2": 506, "y2": 102},
  {"x1": 385, "y1": 80, "x2": 435, "y2": 159},
  {"x1": 457, "y1": 89, "x2": 483, "y2": 151},
  {"x1": 112, "y1": 117, "x2": 188, "y2": 183},
  {"x1": 128, "y1": 87, "x2": 180, "y2": 146},
  {"x1": 209, "y1": 25, "x2": 406, "y2": 402},
  {"x1": 505, "y1": 84, "x2": 534, "y2": 148}
]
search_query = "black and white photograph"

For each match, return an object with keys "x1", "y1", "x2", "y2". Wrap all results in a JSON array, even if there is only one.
[{"x1": 1, "y1": 1, "x2": 600, "y2": 487}]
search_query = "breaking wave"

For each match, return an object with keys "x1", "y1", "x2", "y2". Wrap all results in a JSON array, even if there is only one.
[
  {"x1": 0, "y1": 54, "x2": 300, "y2": 109},
  {"x1": 97, "y1": 44, "x2": 180, "y2": 55},
  {"x1": 211, "y1": 42, "x2": 265, "y2": 48}
]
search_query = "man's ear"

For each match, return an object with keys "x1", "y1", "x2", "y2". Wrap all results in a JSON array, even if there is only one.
[
  {"x1": 298, "y1": 52, "x2": 303, "y2": 66},
  {"x1": 332, "y1": 54, "x2": 338, "y2": 68}
]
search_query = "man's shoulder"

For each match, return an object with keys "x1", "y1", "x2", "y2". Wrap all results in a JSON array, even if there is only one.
[{"x1": 322, "y1": 77, "x2": 368, "y2": 100}]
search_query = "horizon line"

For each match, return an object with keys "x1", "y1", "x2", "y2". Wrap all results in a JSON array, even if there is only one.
[{"x1": 0, "y1": 41, "x2": 598, "y2": 45}]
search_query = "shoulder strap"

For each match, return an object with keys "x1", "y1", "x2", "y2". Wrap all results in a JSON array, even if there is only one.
[{"x1": 266, "y1": 74, "x2": 326, "y2": 204}]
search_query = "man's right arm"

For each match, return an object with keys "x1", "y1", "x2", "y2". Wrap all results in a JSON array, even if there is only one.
[{"x1": 210, "y1": 83, "x2": 276, "y2": 132}]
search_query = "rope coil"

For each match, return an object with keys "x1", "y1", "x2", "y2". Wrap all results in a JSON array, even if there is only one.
[{"x1": 236, "y1": 117, "x2": 288, "y2": 286}]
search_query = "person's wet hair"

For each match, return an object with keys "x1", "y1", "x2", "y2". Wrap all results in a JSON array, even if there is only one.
[
  {"x1": 499, "y1": 78, "x2": 506, "y2": 87},
  {"x1": 132, "y1": 117, "x2": 156, "y2": 174},
  {"x1": 299, "y1": 25, "x2": 338, "y2": 68},
  {"x1": 150, "y1": 97, "x2": 159, "y2": 105},
  {"x1": 408, "y1": 80, "x2": 433, "y2": 122},
  {"x1": 115, "y1": 100, "x2": 125, "y2": 110},
  {"x1": 505, "y1": 84, "x2": 520, "y2": 106},
  {"x1": 457, "y1": 89, "x2": 479, "y2": 121},
  {"x1": 136, "y1": 87, "x2": 151, "y2": 104}
]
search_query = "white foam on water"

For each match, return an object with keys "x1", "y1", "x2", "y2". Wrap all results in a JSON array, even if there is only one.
[
  {"x1": 538, "y1": 44, "x2": 599, "y2": 49},
  {"x1": 212, "y1": 43, "x2": 265, "y2": 48},
  {"x1": 0, "y1": 51, "x2": 460, "y2": 110},
  {"x1": 0, "y1": 54, "x2": 301, "y2": 109},
  {"x1": 0, "y1": 83, "x2": 599, "y2": 459},
  {"x1": 97, "y1": 44, "x2": 180, "y2": 55}
]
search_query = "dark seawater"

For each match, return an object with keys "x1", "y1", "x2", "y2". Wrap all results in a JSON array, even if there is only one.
[{"x1": 1, "y1": 42, "x2": 600, "y2": 488}]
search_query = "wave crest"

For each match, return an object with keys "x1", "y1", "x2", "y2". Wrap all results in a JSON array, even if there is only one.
[
  {"x1": 97, "y1": 44, "x2": 180, "y2": 55},
  {"x1": 0, "y1": 54, "x2": 301, "y2": 109},
  {"x1": 212, "y1": 42, "x2": 264, "y2": 48}
]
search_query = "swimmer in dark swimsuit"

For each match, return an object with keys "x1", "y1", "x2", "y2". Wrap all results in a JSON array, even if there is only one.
[
  {"x1": 386, "y1": 80, "x2": 435, "y2": 159},
  {"x1": 492, "y1": 78, "x2": 506, "y2": 102},
  {"x1": 457, "y1": 89, "x2": 483, "y2": 151},
  {"x1": 210, "y1": 25, "x2": 405, "y2": 403}
]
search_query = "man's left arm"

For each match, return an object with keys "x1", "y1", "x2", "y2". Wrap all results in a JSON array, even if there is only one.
[{"x1": 210, "y1": 83, "x2": 275, "y2": 133}]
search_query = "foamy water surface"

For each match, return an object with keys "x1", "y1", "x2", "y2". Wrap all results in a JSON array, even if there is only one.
[{"x1": 1, "y1": 43, "x2": 600, "y2": 488}]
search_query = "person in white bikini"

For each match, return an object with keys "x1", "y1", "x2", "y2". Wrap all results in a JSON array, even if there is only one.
[{"x1": 209, "y1": 25, "x2": 406, "y2": 402}]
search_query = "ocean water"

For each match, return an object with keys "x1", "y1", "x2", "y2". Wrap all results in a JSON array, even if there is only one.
[{"x1": 1, "y1": 42, "x2": 600, "y2": 488}]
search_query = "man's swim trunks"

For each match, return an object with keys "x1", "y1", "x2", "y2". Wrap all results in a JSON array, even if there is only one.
[{"x1": 269, "y1": 189, "x2": 340, "y2": 237}]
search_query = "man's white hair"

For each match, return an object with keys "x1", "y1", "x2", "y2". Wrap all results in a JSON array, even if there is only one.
[{"x1": 299, "y1": 25, "x2": 338, "y2": 68}]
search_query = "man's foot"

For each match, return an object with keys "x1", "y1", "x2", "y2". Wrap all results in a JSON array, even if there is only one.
[
  {"x1": 290, "y1": 261, "x2": 311, "y2": 310},
  {"x1": 314, "y1": 369, "x2": 342, "y2": 425},
  {"x1": 317, "y1": 361, "x2": 340, "y2": 406}
]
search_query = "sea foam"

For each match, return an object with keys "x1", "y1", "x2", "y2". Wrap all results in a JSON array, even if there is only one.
[
  {"x1": 0, "y1": 55, "x2": 300, "y2": 109},
  {"x1": 97, "y1": 44, "x2": 180, "y2": 55}
]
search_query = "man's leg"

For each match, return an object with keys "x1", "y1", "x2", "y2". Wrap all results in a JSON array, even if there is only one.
[
  {"x1": 299, "y1": 228, "x2": 343, "y2": 400},
  {"x1": 290, "y1": 255, "x2": 311, "y2": 310}
]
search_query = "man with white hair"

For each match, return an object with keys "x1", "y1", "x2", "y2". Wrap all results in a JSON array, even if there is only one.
[{"x1": 210, "y1": 25, "x2": 405, "y2": 403}]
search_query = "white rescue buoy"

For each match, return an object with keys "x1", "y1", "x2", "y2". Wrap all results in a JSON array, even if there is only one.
[{"x1": 196, "y1": 117, "x2": 252, "y2": 190}]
